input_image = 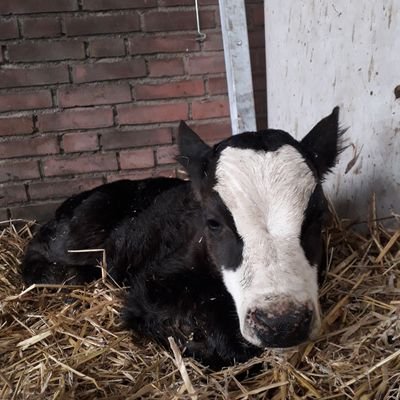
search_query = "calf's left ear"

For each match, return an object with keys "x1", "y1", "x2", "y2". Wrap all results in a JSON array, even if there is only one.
[
  {"x1": 176, "y1": 121, "x2": 211, "y2": 186},
  {"x1": 301, "y1": 106, "x2": 344, "y2": 179}
]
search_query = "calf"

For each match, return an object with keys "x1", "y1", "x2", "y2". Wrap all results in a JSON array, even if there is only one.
[{"x1": 22, "y1": 107, "x2": 342, "y2": 368}]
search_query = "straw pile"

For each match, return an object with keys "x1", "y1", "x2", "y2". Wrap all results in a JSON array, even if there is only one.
[{"x1": 0, "y1": 202, "x2": 399, "y2": 399}]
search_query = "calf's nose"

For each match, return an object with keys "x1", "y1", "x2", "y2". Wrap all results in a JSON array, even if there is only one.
[{"x1": 248, "y1": 306, "x2": 313, "y2": 348}]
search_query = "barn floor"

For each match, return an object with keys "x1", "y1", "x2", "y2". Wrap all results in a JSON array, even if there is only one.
[{"x1": 0, "y1": 205, "x2": 399, "y2": 400}]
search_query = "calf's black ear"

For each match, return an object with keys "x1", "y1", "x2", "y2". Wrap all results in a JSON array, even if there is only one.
[
  {"x1": 177, "y1": 121, "x2": 211, "y2": 186},
  {"x1": 301, "y1": 106, "x2": 344, "y2": 179}
]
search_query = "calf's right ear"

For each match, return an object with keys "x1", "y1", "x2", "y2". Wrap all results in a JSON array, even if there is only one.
[
  {"x1": 176, "y1": 121, "x2": 211, "y2": 187},
  {"x1": 301, "y1": 106, "x2": 345, "y2": 179}
]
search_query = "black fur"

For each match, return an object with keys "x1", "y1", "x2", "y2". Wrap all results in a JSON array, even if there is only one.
[
  {"x1": 22, "y1": 178, "x2": 184, "y2": 285},
  {"x1": 22, "y1": 179, "x2": 258, "y2": 367}
]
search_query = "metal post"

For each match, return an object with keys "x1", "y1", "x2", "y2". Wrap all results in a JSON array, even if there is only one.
[{"x1": 218, "y1": 0, "x2": 257, "y2": 134}]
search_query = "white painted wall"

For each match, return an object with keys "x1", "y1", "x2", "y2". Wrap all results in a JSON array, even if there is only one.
[{"x1": 265, "y1": 1, "x2": 400, "y2": 219}]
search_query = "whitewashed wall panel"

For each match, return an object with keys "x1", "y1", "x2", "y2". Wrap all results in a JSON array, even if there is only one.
[{"x1": 265, "y1": 1, "x2": 400, "y2": 219}]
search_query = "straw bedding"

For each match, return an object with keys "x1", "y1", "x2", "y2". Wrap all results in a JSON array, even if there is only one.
[{"x1": 0, "y1": 203, "x2": 399, "y2": 399}]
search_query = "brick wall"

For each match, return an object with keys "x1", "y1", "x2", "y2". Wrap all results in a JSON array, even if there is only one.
[{"x1": 0, "y1": 0, "x2": 265, "y2": 222}]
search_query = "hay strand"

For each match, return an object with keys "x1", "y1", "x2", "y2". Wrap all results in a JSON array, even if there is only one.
[{"x1": 168, "y1": 337, "x2": 197, "y2": 400}]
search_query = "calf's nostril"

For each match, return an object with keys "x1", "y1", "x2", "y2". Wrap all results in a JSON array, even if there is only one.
[
  {"x1": 248, "y1": 306, "x2": 313, "y2": 347},
  {"x1": 252, "y1": 309, "x2": 277, "y2": 331}
]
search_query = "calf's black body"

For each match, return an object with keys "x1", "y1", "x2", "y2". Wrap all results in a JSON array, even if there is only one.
[{"x1": 22, "y1": 177, "x2": 258, "y2": 367}]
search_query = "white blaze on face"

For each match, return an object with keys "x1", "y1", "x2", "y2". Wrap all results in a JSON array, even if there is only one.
[{"x1": 214, "y1": 145, "x2": 320, "y2": 346}]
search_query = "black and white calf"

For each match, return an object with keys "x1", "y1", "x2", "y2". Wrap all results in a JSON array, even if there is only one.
[{"x1": 22, "y1": 107, "x2": 342, "y2": 368}]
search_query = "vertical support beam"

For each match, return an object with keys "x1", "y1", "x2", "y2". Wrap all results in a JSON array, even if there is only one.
[{"x1": 218, "y1": 0, "x2": 256, "y2": 134}]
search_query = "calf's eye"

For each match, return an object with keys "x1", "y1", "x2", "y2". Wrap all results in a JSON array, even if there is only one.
[{"x1": 207, "y1": 219, "x2": 222, "y2": 232}]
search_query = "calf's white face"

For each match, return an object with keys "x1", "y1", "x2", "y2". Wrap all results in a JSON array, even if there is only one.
[
  {"x1": 178, "y1": 107, "x2": 342, "y2": 348},
  {"x1": 215, "y1": 146, "x2": 320, "y2": 346}
]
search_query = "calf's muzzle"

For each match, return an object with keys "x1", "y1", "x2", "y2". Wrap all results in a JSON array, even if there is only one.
[{"x1": 246, "y1": 299, "x2": 314, "y2": 348}]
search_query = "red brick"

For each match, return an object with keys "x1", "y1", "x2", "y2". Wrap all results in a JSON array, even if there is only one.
[
  {"x1": 62, "y1": 131, "x2": 99, "y2": 153},
  {"x1": 88, "y1": 38, "x2": 125, "y2": 58},
  {"x1": 106, "y1": 169, "x2": 154, "y2": 182},
  {"x1": 0, "y1": 90, "x2": 52, "y2": 112},
  {"x1": 29, "y1": 177, "x2": 103, "y2": 200},
  {"x1": 202, "y1": 33, "x2": 223, "y2": 51},
  {"x1": 143, "y1": 10, "x2": 216, "y2": 32},
  {"x1": 58, "y1": 83, "x2": 131, "y2": 107},
  {"x1": 21, "y1": 17, "x2": 61, "y2": 38},
  {"x1": 38, "y1": 107, "x2": 113, "y2": 132},
  {"x1": 254, "y1": 91, "x2": 267, "y2": 115},
  {"x1": 250, "y1": 49, "x2": 266, "y2": 73},
  {"x1": 101, "y1": 128, "x2": 172, "y2": 150},
  {"x1": 43, "y1": 153, "x2": 118, "y2": 177},
  {"x1": 8, "y1": 41, "x2": 85, "y2": 62},
  {"x1": 0, "y1": 136, "x2": 58, "y2": 158},
  {"x1": 252, "y1": 73, "x2": 266, "y2": 92},
  {"x1": 148, "y1": 58, "x2": 184, "y2": 77},
  {"x1": 158, "y1": 0, "x2": 193, "y2": 5},
  {"x1": 0, "y1": 116, "x2": 33, "y2": 136},
  {"x1": 65, "y1": 14, "x2": 140, "y2": 36},
  {"x1": 72, "y1": 60, "x2": 146, "y2": 83},
  {"x1": 117, "y1": 103, "x2": 188, "y2": 125},
  {"x1": 192, "y1": 99, "x2": 229, "y2": 119},
  {"x1": 119, "y1": 148, "x2": 155, "y2": 169},
  {"x1": 189, "y1": 120, "x2": 232, "y2": 142},
  {"x1": 0, "y1": 184, "x2": 27, "y2": 206},
  {"x1": 247, "y1": 4, "x2": 264, "y2": 27},
  {"x1": 0, "y1": 19, "x2": 19, "y2": 40},
  {"x1": 129, "y1": 34, "x2": 200, "y2": 54},
  {"x1": 0, "y1": 0, "x2": 78, "y2": 14},
  {"x1": 9, "y1": 201, "x2": 62, "y2": 223},
  {"x1": 248, "y1": 30, "x2": 265, "y2": 48},
  {"x1": 135, "y1": 79, "x2": 204, "y2": 100},
  {"x1": 0, "y1": 160, "x2": 40, "y2": 183},
  {"x1": 156, "y1": 168, "x2": 177, "y2": 178},
  {"x1": 256, "y1": 116, "x2": 267, "y2": 130},
  {"x1": 107, "y1": 167, "x2": 176, "y2": 182},
  {"x1": 156, "y1": 145, "x2": 178, "y2": 165},
  {"x1": 207, "y1": 77, "x2": 227, "y2": 95},
  {"x1": 0, "y1": 65, "x2": 69, "y2": 88},
  {"x1": 187, "y1": 53, "x2": 226, "y2": 74},
  {"x1": 82, "y1": 0, "x2": 156, "y2": 10}
]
